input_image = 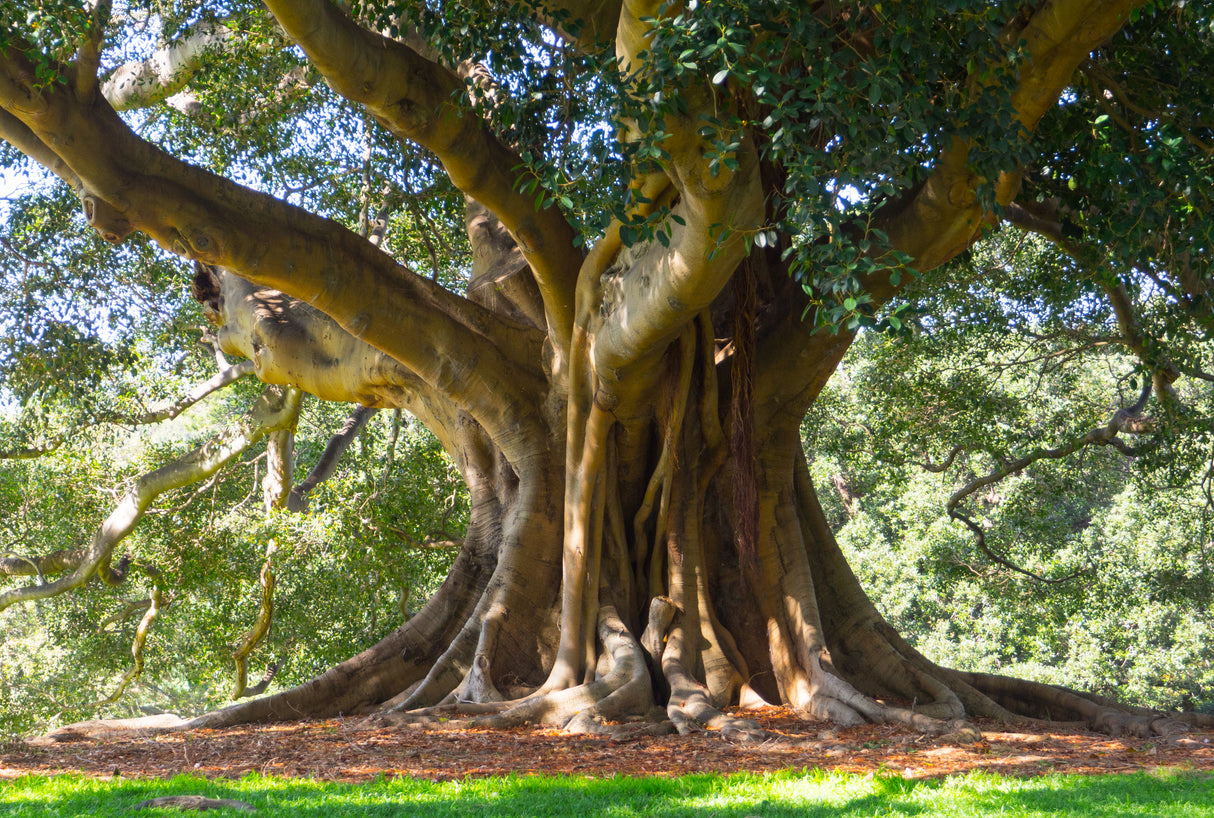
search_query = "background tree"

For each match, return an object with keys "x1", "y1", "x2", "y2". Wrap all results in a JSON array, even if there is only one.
[
  {"x1": 805, "y1": 232, "x2": 1214, "y2": 716},
  {"x1": 1, "y1": 0, "x2": 1212, "y2": 739}
]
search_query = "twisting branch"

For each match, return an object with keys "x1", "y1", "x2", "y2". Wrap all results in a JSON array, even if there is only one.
[
  {"x1": 0, "y1": 386, "x2": 303, "y2": 613},
  {"x1": 287, "y1": 405, "x2": 377, "y2": 512},
  {"x1": 231, "y1": 540, "x2": 278, "y2": 699},
  {"x1": 98, "y1": 597, "x2": 155, "y2": 631},
  {"x1": 946, "y1": 381, "x2": 1156, "y2": 583},
  {"x1": 101, "y1": 19, "x2": 235, "y2": 112},
  {"x1": 77, "y1": 566, "x2": 168, "y2": 715},
  {"x1": 919, "y1": 444, "x2": 966, "y2": 474}
]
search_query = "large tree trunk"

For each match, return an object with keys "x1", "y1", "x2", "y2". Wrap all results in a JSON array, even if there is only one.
[{"x1": 187, "y1": 278, "x2": 1203, "y2": 740}]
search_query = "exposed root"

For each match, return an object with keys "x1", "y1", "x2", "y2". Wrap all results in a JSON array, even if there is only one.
[
  {"x1": 469, "y1": 604, "x2": 654, "y2": 730},
  {"x1": 959, "y1": 670, "x2": 1198, "y2": 738}
]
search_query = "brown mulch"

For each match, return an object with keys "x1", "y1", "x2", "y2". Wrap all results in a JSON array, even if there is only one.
[{"x1": 2, "y1": 707, "x2": 1211, "y2": 782}]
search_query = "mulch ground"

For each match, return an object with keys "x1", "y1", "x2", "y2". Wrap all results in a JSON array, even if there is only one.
[{"x1": 2, "y1": 707, "x2": 1211, "y2": 782}]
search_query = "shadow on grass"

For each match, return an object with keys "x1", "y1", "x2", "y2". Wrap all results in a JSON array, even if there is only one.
[{"x1": 1, "y1": 768, "x2": 1211, "y2": 816}]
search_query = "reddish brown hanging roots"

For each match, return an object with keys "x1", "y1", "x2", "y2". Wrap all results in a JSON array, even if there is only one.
[{"x1": 731, "y1": 262, "x2": 759, "y2": 580}]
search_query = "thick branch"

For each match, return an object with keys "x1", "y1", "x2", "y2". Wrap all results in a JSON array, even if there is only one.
[
  {"x1": 880, "y1": 0, "x2": 1146, "y2": 273},
  {"x1": 74, "y1": 0, "x2": 111, "y2": 103},
  {"x1": 759, "y1": 0, "x2": 1145, "y2": 422},
  {"x1": 101, "y1": 20, "x2": 235, "y2": 112},
  {"x1": 0, "y1": 52, "x2": 549, "y2": 454},
  {"x1": 263, "y1": 0, "x2": 582, "y2": 350},
  {"x1": 0, "y1": 107, "x2": 82, "y2": 189},
  {"x1": 262, "y1": 428, "x2": 295, "y2": 513},
  {"x1": 1, "y1": 549, "x2": 83, "y2": 578},
  {"x1": 527, "y1": 0, "x2": 623, "y2": 51},
  {"x1": 590, "y1": 4, "x2": 765, "y2": 380}
]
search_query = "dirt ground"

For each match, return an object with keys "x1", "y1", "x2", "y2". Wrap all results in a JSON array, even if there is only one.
[{"x1": 2, "y1": 707, "x2": 1212, "y2": 782}]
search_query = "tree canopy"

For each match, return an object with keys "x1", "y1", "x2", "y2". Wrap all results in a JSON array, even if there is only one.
[{"x1": 1, "y1": 0, "x2": 1212, "y2": 739}]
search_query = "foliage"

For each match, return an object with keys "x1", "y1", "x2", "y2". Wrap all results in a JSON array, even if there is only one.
[
  {"x1": 2, "y1": 770, "x2": 1213, "y2": 817},
  {"x1": 804, "y1": 232, "x2": 1214, "y2": 713},
  {"x1": 0, "y1": 396, "x2": 463, "y2": 736}
]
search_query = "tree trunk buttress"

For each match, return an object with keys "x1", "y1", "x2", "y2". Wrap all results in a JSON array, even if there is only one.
[{"x1": 193, "y1": 293, "x2": 1208, "y2": 739}]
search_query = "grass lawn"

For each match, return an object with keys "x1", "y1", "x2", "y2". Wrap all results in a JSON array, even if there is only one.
[{"x1": 1, "y1": 768, "x2": 1211, "y2": 816}]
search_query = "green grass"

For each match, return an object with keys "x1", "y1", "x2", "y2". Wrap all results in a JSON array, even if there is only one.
[{"x1": 1, "y1": 769, "x2": 1211, "y2": 816}]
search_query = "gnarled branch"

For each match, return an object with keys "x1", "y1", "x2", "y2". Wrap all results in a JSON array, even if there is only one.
[
  {"x1": 263, "y1": 0, "x2": 582, "y2": 350},
  {"x1": 946, "y1": 381, "x2": 1156, "y2": 582}
]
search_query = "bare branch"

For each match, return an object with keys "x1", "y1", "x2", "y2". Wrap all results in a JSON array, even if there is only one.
[
  {"x1": 126, "y1": 360, "x2": 258, "y2": 425},
  {"x1": 387, "y1": 526, "x2": 463, "y2": 551},
  {"x1": 946, "y1": 381, "x2": 1156, "y2": 582},
  {"x1": 0, "y1": 361, "x2": 255, "y2": 462},
  {"x1": 98, "y1": 597, "x2": 153, "y2": 632}
]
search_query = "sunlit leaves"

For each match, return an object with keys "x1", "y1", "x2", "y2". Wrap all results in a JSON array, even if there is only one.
[{"x1": 802, "y1": 234, "x2": 1214, "y2": 708}]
